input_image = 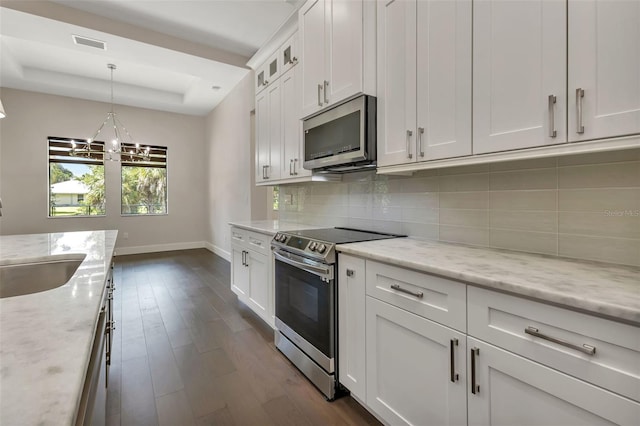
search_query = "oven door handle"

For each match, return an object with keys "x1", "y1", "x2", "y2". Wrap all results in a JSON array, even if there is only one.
[{"x1": 273, "y1": 250, "x2": 332, "y2": 279}]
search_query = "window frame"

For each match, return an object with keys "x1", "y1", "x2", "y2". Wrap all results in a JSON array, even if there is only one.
[
  {"x1": 120, "y1": 143, "x2": 168, "y2": 217},
  {"x1": 47, "y1": 136, "x2": 106, "y2": 218}
]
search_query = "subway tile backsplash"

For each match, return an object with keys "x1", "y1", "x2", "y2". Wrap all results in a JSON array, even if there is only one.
[{"x1": 279, "y1": 149, "x2": 640, "y2": 266}]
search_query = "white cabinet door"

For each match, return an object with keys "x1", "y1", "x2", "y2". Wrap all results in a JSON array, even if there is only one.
[
  {"x1": 280, "y1": 31, "x2": 299, "y2": 75},
  {"x1": 337, "y1": 254, "x2": 366, "y2": 401},
  {"x1": 467, "y1": 338, "x2": 640, "y2": 426},
  {"x1": 366, "y1": 296, "x2": 467, "y2": 426},
  {"x1": 473, "y1": 0, "x2": 566, "y2": 154},
  {"x1": 281, "y1": 66, "x2": 309, "y2": 179},
  {"x1": 247, "y1": 250, "x2": 270, "y2": 324},
  {"x1": 325, "y1": 0, "x2": 363, "y2": 106},
  {"x1": 568, "y1": 0, "x2": 640, "y2": 142},
  {"x1": 416, "y1": 0, "x2": 472, "y2": 160},
  {"x1": 255, "y1": 90, "x2": 270, "y2": 184},
  {"x1": 376, "y1": 0, "x2": 417, "y2": 167},
  {"x1": 300, "y1": 0, "x2": 326, "y2": 117},
  {"x1": 231, "y1": 246, "x2": 249, "y2": 297},
  {"x1": 266, "y1": 80, "x2": 282, "y2": 181}
]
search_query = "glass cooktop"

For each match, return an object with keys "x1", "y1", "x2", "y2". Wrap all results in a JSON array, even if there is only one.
[{"x1": 283, "y1": 227, "x2": 404, "y2": 245}]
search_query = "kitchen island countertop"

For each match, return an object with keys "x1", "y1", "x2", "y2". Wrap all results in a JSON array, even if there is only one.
[
  {"x1": 0, "y1": 230, "x2": 118, "y2": 426},
  {"x1": 338, "y1": 237, "x2": 640, "y2": 325}
]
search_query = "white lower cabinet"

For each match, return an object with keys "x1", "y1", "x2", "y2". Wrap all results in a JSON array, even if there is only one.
[
  {"x1": 366, "y1": 296, "x2": 467, "y2": 426},
  {"x1": 337, "y1": 254, "x2": 640, "y2": 426},
  {"x1": 230, "y1": 227, "x2": 274, "y2": 328},
  {"x1": 338, "y1": 254, "x2": 366, "y2": 401},
  {"x1": 467, "y1": 337, "x2": 640, "y2": 426}
]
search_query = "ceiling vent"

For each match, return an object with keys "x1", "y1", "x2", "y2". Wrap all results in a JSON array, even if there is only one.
[{"x1": 72, "y1": 35, "x2": 107, "y2": 50}]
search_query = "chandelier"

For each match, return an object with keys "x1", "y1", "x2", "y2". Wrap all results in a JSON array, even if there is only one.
[{"x1": 73, "y1": 63, "x2": 150, "y2": 162}]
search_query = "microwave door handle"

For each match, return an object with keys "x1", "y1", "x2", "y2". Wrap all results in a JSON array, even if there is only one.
[{"x1": 273, "y1": 251, "x2": 331, "y2": 278}]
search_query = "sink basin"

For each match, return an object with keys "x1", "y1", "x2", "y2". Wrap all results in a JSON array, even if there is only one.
[{"x1": 0, "y1": 254, "x2": 86, "y2": 298}]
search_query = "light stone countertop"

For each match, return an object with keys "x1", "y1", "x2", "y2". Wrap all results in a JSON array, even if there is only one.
[
  {"x1": 337, "y1": 237, "x2": 640, "y2": 325},
  {"x1": 0, "y1": 230, "x2": 118, "y2": 426},
  {"x1": 229, "y1": 220, "x2": 322, "y2": 235}
]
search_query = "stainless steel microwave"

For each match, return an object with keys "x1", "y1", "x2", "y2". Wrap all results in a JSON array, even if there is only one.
[{"x1": 303, "y1": 95, "x2": 376, "y2": 172}]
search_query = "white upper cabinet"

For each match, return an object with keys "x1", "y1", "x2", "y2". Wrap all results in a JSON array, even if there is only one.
[
  {"x1": 280, "y1": 32, "x2": 299, "y2": 75},
  {"x1": 299, "y1": 0, "x2": 375, "y2": 118},
  {"x1": 377, "y1": 0, "x2": 471, "y2": 168},
  {"x1": 416, "y1": 0, "x2": 471, "y2": 161},
  {"x1": 377, "y1": 0, "x2": 417, "y2": 167},
  {"x1": 281, "y1": 66, "x2": 310, "y2": 179},
  {"x1": 568, "y1": 0, "x2": 640, "y2": 142},
  {"x1": 473, "y1": 0, "x2": 567, "y2": 154},
  {"x1": 256, "y1": 80, "x2": 282, "y2": 183}
]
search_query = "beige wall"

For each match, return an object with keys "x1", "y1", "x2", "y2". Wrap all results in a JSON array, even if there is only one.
[
  {"x1": 0, "y1": 88, "x2": 207, "y2": 253},
  {"x1": 279, "y1": 150, "x2": 640, "y2": 267},
  {"x1": 205, "y1": 73, "x2": 268, "y2": 260}
]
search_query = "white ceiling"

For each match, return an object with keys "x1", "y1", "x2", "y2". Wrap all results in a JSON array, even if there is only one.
[{"x1": 0, "y1": 1, "x2": 299, "y2": 115}]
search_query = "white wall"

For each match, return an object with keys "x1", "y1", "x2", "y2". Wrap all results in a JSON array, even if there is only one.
[
  {"x1": 0, "y1": 88, "x2": 207, "y2": 254},
  {"x1": 205, "y1": 73, "x2": 268, "y2": 260}
]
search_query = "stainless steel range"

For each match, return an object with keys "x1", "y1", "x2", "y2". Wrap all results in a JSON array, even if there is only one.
[{"x1": 271, "y1": 227, "x2": 403, "y2": 400}]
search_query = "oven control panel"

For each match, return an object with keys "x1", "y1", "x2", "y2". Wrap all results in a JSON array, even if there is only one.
[{"x1": 272, "y1": 233, "x2": 334, "y2": 262}]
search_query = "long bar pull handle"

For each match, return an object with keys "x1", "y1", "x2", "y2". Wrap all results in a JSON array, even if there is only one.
[
  {"x1": 525, "y1": 326, "x2": 596, "y2": 355},
  {"x1": 324, "y1": 80, "x2": 329, "y2": 104},
  {"x1": 244, "y1": 251, "x2": 249, "y2": 267},
  {"x1": 264, "y1": 165, "x2": 269, "y2": 180},
  {"x1": 406, "y1": 130, "x2": 413, "y2": 159},
  {"x1": 293, "y1": 158, "x2": 298, "y2": 175},
  {"x1": 418, "y1": 127, "x2": 425, "y2": 157},
  {"x1": 450, "y1": 338, "x2": 459, "y2": 383},
  {"x1": 290, "y1": 159, "x2": 293, "y2": 176},
  {"x1": 241, "y1": 250, "x2": 245, "y2": 266},
  {"x1": 576, "y1": 88, "x2": 585, "y2": 134},
  {"x1": 471, "y1": 347, "x2": 480, "y2": 394},
  {"x1": 390, "y1": 283, "x2": 423, "y2": 298},
  {"x1": 317, "y1": 84, "x2": 323, "y2": 107},
  {"x1": 548, "y1": 95, "x2": 557, "y2": 138}
]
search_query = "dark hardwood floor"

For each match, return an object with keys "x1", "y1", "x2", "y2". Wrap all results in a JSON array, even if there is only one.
[{"x1": 107, "y1": 249, "x2": 380, "y2": 426}]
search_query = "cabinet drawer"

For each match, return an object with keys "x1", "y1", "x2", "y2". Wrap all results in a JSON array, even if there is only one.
[
  {"x1": 468, "y1": 286, "x2": 640, "y2": 402},
  {"x1": 365, "y1": 261, "x2": 466, "y2": 332},
  {"x1": 231, "y1": 227, "x2": 247, "y2": 244},
  {"x1": 246, "y1": 230, "x2": 271, "y2": 255}
]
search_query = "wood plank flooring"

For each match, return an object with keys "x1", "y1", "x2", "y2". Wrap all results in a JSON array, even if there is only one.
[{"x1": 107, "y1": 249, "x2": 380, "y2": 426}]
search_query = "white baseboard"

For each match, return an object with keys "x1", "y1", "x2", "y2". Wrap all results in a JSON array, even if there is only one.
[
  {"x1": 205, "y1": 242, "x2": 231, "y2": 262},
  {"x1": 115, "y1": 241, "x2": 206, "y2": 256}
]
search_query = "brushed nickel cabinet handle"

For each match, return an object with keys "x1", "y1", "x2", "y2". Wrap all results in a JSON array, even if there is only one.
[
  {"x1": 406, "y1": 130, "x2": 413, "y2": 159},
  {"x1": 290, "y1": 159, "x2": 293, "y2": 176},
  {"x1": 450, "y1": 338, "x2": 459, "y2": 383},
  {"x1": 346, "y1": 269, "x2": 354, "y2": 277},
  {"x1": 293, "y1": 158, "x2": 298, "y2": 175},
  {"x1": 576, "y1": 88, "x2": 585, "y2": 134},
  {"x1": 471, "y1": 347, "x2": 480, "y2": 394},
  {"x1": 418, "y1": 127, "x2": 425, "y2": 157},
  {"x1": 390, "y1": 283, "x2": 422, "y2": 298},
  {"x1": 548, "y1": 95, "x2": 557, "y2": 138},
  {"x1": 525, "y1": 326, "x2": 595, "y2": 355},
  {"x1": 318, "y1": 84, "x2": 323, "y2": 106},
  {"x1": 324, "y1": 80, "x2": 329, "y2": 104}
]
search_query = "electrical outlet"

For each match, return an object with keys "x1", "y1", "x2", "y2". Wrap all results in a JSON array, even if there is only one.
[{"x1": 123, "y1": 232, "x2": 129, "y2": 239}]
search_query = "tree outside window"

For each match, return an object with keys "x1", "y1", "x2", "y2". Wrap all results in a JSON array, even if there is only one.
[{"x1": 121, "y1": 144, "x2": 168, "y2": 215}]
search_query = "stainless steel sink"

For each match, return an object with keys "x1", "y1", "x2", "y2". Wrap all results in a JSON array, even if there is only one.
[{"x1": 0, "y1": 254, "x2": 86, "y2": 298}]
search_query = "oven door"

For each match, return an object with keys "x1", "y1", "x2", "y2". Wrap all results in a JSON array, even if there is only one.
[{"x1": 273, "y1": 249, "x2": 335, "y2": 371}]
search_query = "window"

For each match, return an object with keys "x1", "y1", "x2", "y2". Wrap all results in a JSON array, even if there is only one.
[
  {"x1": 273, "y1": 186, "x2": 279, "y2": 211},
  {"x1": 121, "y1": 143, "x2": 167, "y2": 215},
  {"x1": 48, "y1": 137, "x2": 105, "y2": 217}
]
